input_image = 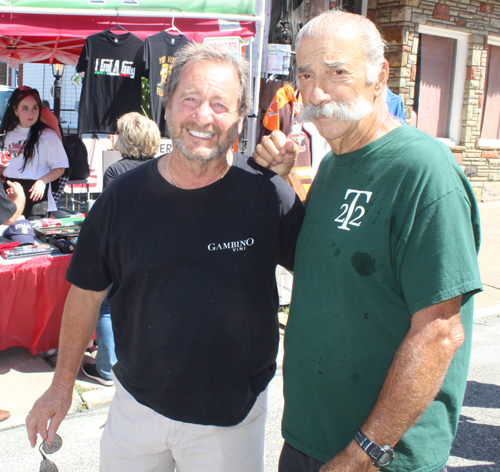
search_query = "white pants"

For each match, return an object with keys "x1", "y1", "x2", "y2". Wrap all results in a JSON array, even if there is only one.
[{"x1": 100, "y1": 376, "x2": 268, "y2": 472}]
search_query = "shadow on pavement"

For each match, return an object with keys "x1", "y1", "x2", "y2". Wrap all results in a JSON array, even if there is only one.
[
  {"x1": 449, "y1": 413, "x2": 499, "y2": 470},
  {"x1": 0, "y1": 346, "x2": 55, "y2": 375},
  {"x1": 448, "y1": 466, "x2": 499, "y2": 472},
  {"x1": 462, "y1": 380, "x2": 500, "y2": 409}
]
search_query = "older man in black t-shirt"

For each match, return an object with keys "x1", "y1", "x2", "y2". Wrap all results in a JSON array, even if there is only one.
[{"x1": 27, "y1": 43, "x2": 304, "y2": 471}]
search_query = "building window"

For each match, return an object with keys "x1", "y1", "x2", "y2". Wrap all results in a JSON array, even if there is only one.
[
  {"x1": 480, "y1": 38, "x2": 500, "y2": 145},
  {"x1": 415, "y1": 25, "x2": 468, "y2": 145},
  {"x1": 341, "y1": 0, "x2": 367, "y2": 16}
]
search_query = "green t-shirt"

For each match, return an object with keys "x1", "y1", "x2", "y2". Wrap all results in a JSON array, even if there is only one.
[{"x1": 282, "y1": 125, "x2": 482, "y2": 472}]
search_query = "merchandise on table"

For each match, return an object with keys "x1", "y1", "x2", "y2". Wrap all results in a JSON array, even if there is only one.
[
  {"x1": 1, "y1": 243, "x2": 60, "y2": 259},
  {"x1": 31, "y1": 216, "x2": 85, "y2": 229},
  {"x1": 3, "y1": 219, "x2": 36, "y2": 245},
  {"x1": 1, "y1": 215, "x2": 84, "y2": 258}
]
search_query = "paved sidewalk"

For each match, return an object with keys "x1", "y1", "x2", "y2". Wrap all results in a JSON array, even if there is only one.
[
  {"x1": 1, "y1": 201, "x2": 499, "y2": 433},
  {"x1": 473, "y1": 201, "x2": 500, "y2": 316}
]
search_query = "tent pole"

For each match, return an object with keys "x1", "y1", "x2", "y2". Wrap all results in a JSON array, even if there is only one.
[{"x1": 247, "y1": 0, "x2": 265, "y2": 155}]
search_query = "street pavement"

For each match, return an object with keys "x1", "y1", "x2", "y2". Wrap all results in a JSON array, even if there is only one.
[{"x1": 0, "y1": 201, "x2": 499, "y2": 470}]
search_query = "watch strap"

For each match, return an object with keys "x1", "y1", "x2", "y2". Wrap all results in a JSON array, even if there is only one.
[
  {"x1": 354, "y1": 430, "x2": 379, "y2": 457},
  {"x1": 354, "y1": 430, "x2": 394, "y2": 467}
]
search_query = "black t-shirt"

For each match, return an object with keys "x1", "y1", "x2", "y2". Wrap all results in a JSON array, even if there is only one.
[
  {"x1": 66, "y1": 154, "x2": 304, "y2": 426},
  {"x1": 143, "y1": 32, "x2": 190, "y2": 136},
  {"x1": 77, "y1": 31, "x2": 145, "y2": 135},
  {"x1": 103, "y1": 157, "x2": 151, "y2": 189},
  {"x1": 0, "y1": 185, "x2": 15, "y2": 224}
]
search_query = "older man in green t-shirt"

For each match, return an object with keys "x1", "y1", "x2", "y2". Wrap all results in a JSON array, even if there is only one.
[{"x1": 254, "y1": 10, "x2": 482, "y2": 472}]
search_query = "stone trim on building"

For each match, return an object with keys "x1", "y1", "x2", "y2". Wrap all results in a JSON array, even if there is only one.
[{"x1": 368, "y1": 0, "x2": 500, "y2": 201}]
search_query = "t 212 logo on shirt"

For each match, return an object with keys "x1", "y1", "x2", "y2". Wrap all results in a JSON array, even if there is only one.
[
  {"x1": 94, "y1": 59, "x2": 136, "y2": 78},
  {"x1": 334, "y1": 189, "x2": 372, "y2": 231}
]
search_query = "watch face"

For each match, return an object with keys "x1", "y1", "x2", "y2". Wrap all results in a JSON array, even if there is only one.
[
  {"x1": 376, "y1": 447, "x2": 395, "y2": 467},
  {"x1": 379, "y1": 452, "x2": 392, "y2": 465}
]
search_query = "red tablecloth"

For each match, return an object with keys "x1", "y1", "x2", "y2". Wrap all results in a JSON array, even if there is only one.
[{"x1": 0, "y1": 254, "x2": 72, "y2": 355}]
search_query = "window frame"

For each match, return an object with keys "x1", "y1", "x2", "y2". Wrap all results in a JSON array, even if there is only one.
[
  {"x1": 417, "y1": 24, "x2": 468, "y2": 145},
  {"x1": 478, "y1": 35, "x2": 500, "y2": 147}
]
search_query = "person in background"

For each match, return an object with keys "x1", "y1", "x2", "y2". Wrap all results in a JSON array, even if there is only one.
[
  {"x1": 27, "y1": 43, "x2": 303, "y2": 471},
  {"x1": 253, "y1": 10, "x2": 481, "y2": 472},
  {"x1": 385, "y1": 86, "x2": 407, "y2": 123},
  {"x1": 0, "y1": 87, "x2": 68, "y2": 220},
  {"x1": 257, "y1": 85, "x2": 404, "y2": 200},
  {"x1": 258, "y1": 83, "x2": 329, "y2": 200},
  {"x1": 82, "y1": 112, "x2": 161, "y2": 387},
  {"x1": 0, "y1": 170, "x2": 25, "y2": 424}
]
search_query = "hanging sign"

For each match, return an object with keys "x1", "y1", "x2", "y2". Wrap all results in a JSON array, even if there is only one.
[
  {"x1": 266, "y1": 44, "x2": 292, "y2": 75},
  {"x1": 203, "y1": 36, "x2": 242, "y2": 59}
]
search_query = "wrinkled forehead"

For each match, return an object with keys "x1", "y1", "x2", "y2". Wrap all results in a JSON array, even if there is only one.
[
  {"x1": 296, "y1": 32, "x2": 366, "y2": 70},
  {"x1": 180, "y1": 59, "x2": 237, "y2": 82},
  {"x1": 177, "y1": 60, "x2": 240, "y2": 100}
]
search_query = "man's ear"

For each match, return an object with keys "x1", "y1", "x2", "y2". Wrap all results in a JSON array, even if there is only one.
[
  {"x1": 163, "y1": 98, "x2": 170, "y2": 120},
  {"x1": 374, "y1": 60, "x2": 389, "y2": 98},
  {"x1": 237, "y1": 115, "x2": 246, "y2": 134}
]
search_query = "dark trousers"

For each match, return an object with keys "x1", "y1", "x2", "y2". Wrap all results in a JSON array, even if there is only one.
[{"x1": 278, "y1": 441, "x2": 448, "y2": 472}]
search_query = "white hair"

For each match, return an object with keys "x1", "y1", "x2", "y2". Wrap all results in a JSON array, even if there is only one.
[
  {"x1": 295, "y1": 10, "x2": 387, "y2": 84},
  {"x1": 299, "y1": 97, "x2": 374, "y2": 123}
]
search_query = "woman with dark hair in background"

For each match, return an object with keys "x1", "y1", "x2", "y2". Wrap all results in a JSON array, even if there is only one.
[{"x1": 0, "y1": 87, "x2": 68, "y2": 219}]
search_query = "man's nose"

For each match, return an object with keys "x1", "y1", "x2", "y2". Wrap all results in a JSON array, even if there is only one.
[
  {"x1": 308, "y1": 79, "x2": 331, "y2": 106},
  {"x1": 192, "y1": 101, "x2": 214, "y2": 125}
]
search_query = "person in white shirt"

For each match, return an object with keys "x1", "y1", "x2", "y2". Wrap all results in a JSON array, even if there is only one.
[{"x1": 0, "y1": 86, "x2": 68, "y2": 219}]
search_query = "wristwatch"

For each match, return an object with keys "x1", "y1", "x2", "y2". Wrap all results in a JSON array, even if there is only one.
[{"x1": 354, "y1": 430, "x2": 395, "y2": 468}]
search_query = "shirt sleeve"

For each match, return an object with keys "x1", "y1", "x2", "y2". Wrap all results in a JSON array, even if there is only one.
[
  {"x1": 103, "y1": 166, "x2": 117, "y2": 190},
  {"x1": 66, "y1": 202, "x2": 112, "y2": 291},
  {"x1": 40, "y1": 130, "x2": 69, "y2": 170},
  {"x1": 143, "y1": 38, "x2": 150, "y2": 78},
  {"x1": 276, "y1": 182, "x2": 305, "y2": 272},
  {"x1": 76, "y1": 39, "x2": 89, "y2": 73},
  {"x1": 395, "y1": 189, "x2": 482, "y2": 315}
]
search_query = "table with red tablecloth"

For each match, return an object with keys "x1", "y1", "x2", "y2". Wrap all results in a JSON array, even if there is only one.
[{"x1": 0, "y1": 254, "x2": 72, "y2": 355}]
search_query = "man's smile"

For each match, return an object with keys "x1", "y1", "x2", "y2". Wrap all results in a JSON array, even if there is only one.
[{"x1": 187, "y1": 129, "x2": 215, "y2": 139}]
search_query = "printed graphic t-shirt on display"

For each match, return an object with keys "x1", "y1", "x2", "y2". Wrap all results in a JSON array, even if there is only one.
[
  {"x1": 77, "y1": 30, "x2": 145, "y2": 135},
  {"x1": 144, "y1": 31, "x2": 190, "y2": 136}
]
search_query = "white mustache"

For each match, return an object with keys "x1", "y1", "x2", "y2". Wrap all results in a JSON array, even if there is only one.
[{"x1": 299, "y1": 97, "x2": 373, "y2": 123}]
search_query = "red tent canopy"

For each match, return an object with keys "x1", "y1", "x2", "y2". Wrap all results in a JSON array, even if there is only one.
[{"x1": 0, "y1": 12, "x2": 256, "y2": 66}]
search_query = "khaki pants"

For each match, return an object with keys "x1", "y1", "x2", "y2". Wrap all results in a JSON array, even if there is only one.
[{"x1": 100, "y1": 376, "x2": 268, "y2": 472}]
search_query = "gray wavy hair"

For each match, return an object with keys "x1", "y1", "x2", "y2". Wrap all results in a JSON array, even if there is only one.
[
  {"x1": 163, "y1": 42, "x2": 252, "y2": 117},
  {"x1": 295, "y1": 10, "x2": 387, "y2": 85},
  {"x1": 116, "y1": 112, "x2": 161, "y2": 159}
]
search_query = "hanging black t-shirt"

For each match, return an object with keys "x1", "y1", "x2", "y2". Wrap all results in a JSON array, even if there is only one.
[
  {"x1": 76, "y1": 30, "x2": 145, "y2": 135},
  {"x1": 66, "y1": 154, "x2": 304, "y2": 426},
  {"x1": 144, "y1": 31, "x2": 190, "y2": 136}
]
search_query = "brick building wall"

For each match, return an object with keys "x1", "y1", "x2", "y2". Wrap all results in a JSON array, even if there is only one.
[{"x1": 367, "y1": 0, "x2": 500, "y2": 201}]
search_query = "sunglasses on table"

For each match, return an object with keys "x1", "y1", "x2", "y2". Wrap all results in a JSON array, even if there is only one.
[{"x1": 39, "y1": 434, "x2": 62, "y2": 472}]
